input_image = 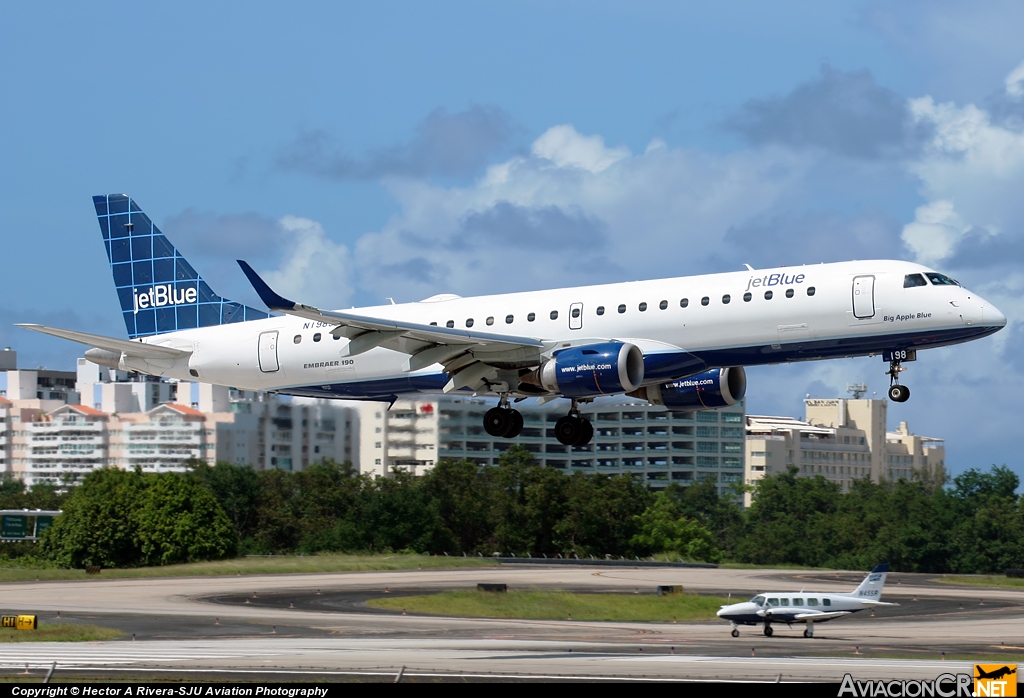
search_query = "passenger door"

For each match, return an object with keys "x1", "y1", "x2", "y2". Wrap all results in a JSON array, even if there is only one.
[
  {"x1": 569, "y1": 302, "x2": 584, "y2": 330},
  {"x1": 258, "y1": 331, "x2": 280, "y2": 372},
  {"x1": 852, "y1": 276, "x2": 875, "y2": 319}
]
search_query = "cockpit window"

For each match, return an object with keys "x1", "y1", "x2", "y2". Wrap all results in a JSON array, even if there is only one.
[
  {"x1": 926, "y1": 272, "x2": 960, "y2": 287},
  {"x1": 752, "y1": 596, "x2": 765, "y2": 606},
  {"x1": 903, "y1": 273, "x2": 928, "y2": 288}
]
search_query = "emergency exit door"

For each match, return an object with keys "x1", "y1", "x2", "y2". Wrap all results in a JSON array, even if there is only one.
[
  {"x1": 852, "y1": 275, "x2": 875, "y2": 319},
  {"x1": 258, "y1": 331, "x2": 280, "y2": 372},
  {"x1": 569, "y1": 302, "x2": 584, "y2": 330}
]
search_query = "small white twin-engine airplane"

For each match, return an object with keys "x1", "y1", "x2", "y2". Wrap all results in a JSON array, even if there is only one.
[
  {"x1": 717, "y1": 564, "x2": 895, "y2": 638},
  {"x1": 19, "y1": 195, "x2": 1006, "y2": 446}
]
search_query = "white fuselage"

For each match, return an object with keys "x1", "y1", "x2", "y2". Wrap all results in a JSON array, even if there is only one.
[{"x1": 120, "y1": 259, "x2": 1005, "y2": 401}]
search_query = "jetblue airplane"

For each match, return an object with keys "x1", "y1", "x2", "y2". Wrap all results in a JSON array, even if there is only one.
[
  {"x1": 716, "y1": 564, "x2": 895, "y2": 638},
  {"x1": 19, "y1": 194, "x2": 1006, "y2": 446}
]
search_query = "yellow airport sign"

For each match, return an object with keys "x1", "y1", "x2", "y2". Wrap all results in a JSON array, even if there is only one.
[{"x1": 1, "y1": 615, "x2": 37, "y2": 630}]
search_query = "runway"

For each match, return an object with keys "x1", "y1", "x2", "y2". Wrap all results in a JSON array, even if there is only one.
[{"x1": 1, "y1": 565, "x2": 1021, "y2": 681}]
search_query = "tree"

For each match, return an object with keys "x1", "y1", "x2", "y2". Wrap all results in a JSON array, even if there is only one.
[
  {"x1": 629, "y1": 490, "x2": 720, "y2": 562},
  {"x1": 42, "y1": 468, "x2": 236, "y2": 568}
]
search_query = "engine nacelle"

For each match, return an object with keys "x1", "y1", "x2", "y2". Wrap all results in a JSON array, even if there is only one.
[
  {"x1": 630, "y1": 367, "x2": 747, "y2": 410},
  {"x1": 531, "y1": 342, "x2": 645, "y2": 398}
]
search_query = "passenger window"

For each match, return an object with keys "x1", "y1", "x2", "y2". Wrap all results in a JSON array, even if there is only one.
[
  {"x1": 313, "y1": 332, "x2": 322, "y2": 342},
  {"x1": 680, "y1": 298, "x2": 689, "y2": 308},
  {"x1": 793, "y1": 598, "x2": 804, "y2": 606},
  {"x1": 596, "y1": 306, "x2": 605, "y2": 316},
  {"x1": 768, "y1": 598, "x2": 779, "y2": 606},
  {"x1": 807, "y1": 598, "x2": 818, "y2": 607},
  {"x1": 701, "y1": 296, "x2": 710, "y2": 306},
  {"x1": 659, "y1": 300, "x2": 668, "y2": 310},
  {"x1": 764, "y1": 290, "x2": 773, "y2": 300},
  {"x1": 466, "y1": 318, "x2": 474, "y2": 328},
  {"x1": 904, "y1": 273, "x2": 928, "y2": 288},
  {"x1": 639, "y1": 302, "x2": 647, "y2": 312},
  {"x1": 550, "y1": 310, "x2": 558, "y2": 320},
  {"x1": 293, "y1": 335, "x2": 302, "y2": 344},
  {"x1": 823, "y1": 598, "x2": 831, "y2": 607},
  {"x1": 571, "y1": 307, "x2": 581, "y2": 318},
  {"x1": 506, "y1": 315, "x2": 514, "y2": 324},
  {"x1": 446, "y1": 320, "x2": 455, "y2": 328},
  {"x1": 618, "y1": 304, "x2": 626, "y2": 314},
  {"x1": 430, "y1": 321, "x2": 437, "y2": 326},
  {"x1": 527, "y1": 313, "x2": 536, "y2": 322},
  {"x1": 780, "y1": 598, "x2": 789, "y2": 606},
  {"x1": 785, "y1": 288, "x2": 794, "y2": 298},
  {"x1": 333, "y1": 333, "x2": 340, "y2": 340},
  {"x1": 486, "y1": 316, "x2": 494, "y2": 326},
  {"x1": 722, "y1": 294, "x2": 731, "y2": 304},
  {"x1": 807, "y1": 287, "x2": 816, "y2": 296},
  {"x1": 743, "y1": 292, "x2": 752, "y2": 302}
]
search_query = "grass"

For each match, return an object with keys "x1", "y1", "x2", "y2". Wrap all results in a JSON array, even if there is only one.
[
  {"x1": 366, "y1": 589, "x2": 729, "y2": 622},
  {"x1": 0, "y1": 622, "x2": 124, "y2": 643},
  {"x1": 936, "y1": 575, "x2": 1024, "y2": 589},
  {"x1": 0, "y1": 553, "x2": 495, "y2": 583}
]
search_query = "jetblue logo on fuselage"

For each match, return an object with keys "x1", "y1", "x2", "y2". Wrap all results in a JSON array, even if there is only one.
[
  {"x1": 133, "y1": 285, "x2": 197, "y2": 314},
  {"x1": 745, "y1": 272, "x2": 806, "y2": 292}
]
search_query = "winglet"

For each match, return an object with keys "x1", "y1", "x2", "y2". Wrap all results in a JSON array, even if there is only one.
[{"x1": 237, "y1": 260, "x2": 295, "y2": 312}]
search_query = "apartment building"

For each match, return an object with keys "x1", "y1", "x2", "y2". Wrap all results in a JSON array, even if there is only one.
[
  {"x1": 356, "y1": 396, "x2": 746, "y2": 493},
  {"x1": 743, "y1": 397, "x2": 945, "y2": 505}
]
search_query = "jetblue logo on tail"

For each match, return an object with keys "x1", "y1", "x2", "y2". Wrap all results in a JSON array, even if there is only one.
[{"x1": 133, "y1": 285, "x2": 198, "y2": 314}]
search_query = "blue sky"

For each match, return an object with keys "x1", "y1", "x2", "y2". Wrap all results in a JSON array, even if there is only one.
[{"x1": 2, "y1": 1, "x2": 1023, "y2": 476}]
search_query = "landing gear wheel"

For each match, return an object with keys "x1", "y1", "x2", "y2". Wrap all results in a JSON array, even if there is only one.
[
  {"x1": 574, "y1": 418, "x2": 594, "y2": 446},
  {"x1": 888, "y1": 384, "x2": 910, "y2": 403},
  {"x1": 483, "y1": 407, "x2": 513, "y2": 437},
  {"x1": 555, "y1": 416, "x2": 584, "y2": 446},
  {"x1": 503, "y1": 409, "x2": 524, "y2": 438},
  {"x1": 763, "y1": 625, "x2": 773, "y2": 637},
  {"x1": 731, "y1": 629, "x2": 740, "y2": 638},
  {"x1": 803, "y1": 628, "x2": 813, "y2": 638}
]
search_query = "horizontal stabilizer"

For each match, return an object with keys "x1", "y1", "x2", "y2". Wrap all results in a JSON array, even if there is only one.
[{"x1": 16, "y1": 324, "x2": 191, "y2": 359}]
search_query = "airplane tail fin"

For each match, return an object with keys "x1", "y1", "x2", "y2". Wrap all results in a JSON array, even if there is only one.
[
  {"x1": 849, "y1": 563, "x2": 889, "y2": 599},
  {"x1": 93, "y1": 194, "x2": 269, "y2": 339}
]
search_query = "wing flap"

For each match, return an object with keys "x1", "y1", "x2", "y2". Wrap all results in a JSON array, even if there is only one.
[
  {"x1": 16, "y1": 324, "x2": 191, "y2": 359},
  {"x1": 793, "y1": 611, "x2": 852, "y2": 621}
]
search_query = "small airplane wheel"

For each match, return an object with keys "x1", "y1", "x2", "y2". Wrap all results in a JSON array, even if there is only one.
[
  {"x1": 731, "y1": 629, "x2": 739, "y2": 638},
  {"x1": 764, "y1": 625, "x2": 773, "y2": 637},
  {"x1": 803, "y1": 628, "x2": 812, "y2": 638},
  {"x1": 887, "y1": 385, "x2": 910, "y2": 402}
]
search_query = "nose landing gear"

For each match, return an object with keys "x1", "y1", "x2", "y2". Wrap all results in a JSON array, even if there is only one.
[{"x1": 886, "y1": 360, "x2": 910, "y2": 403}]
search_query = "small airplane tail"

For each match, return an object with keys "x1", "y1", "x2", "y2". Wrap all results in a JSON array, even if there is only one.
[
  {"x1": 849, "y1": 563, "x2": 889, "y2": 599},
  {"x1": 93, "y1": 194, "x2": 269, "y2": 339}
]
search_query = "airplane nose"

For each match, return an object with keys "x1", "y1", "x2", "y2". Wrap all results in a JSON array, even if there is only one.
[{"x1": 983, "y1": 303, "x2": 1007, "y2": 327}]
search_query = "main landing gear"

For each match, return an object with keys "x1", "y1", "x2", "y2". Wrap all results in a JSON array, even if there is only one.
[
  {"x1": 763, "y1": 624, "x2": 774, "y2": 637},
  {"x1": 483, "y1": 395, "x2": 524, "y2": 438},
  {"x1": 554, "y1": 400, "x2": 594, "y2": 447},
  {"x1": 886, "y1": 359, "x2": 910, "y2": 403}
]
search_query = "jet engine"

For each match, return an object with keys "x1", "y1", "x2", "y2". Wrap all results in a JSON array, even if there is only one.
[
  {"x1": 522, "y1": 342, "x2": 645, "y2": 398},
  {"x1": 629, "y1": 367, "x2": 747, "y2": 410}
]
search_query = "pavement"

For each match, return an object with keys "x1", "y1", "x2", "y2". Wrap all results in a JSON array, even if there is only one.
[{"x1": 1, "y1": 565, "x2": 1021, "y2": 682}]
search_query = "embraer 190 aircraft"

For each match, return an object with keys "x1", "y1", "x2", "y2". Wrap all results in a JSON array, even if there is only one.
[
  {"x1": 716, "y1": 564, "x2": 895, "y2": 638},
  {"x1": 19, "y1": 194, "x2": 1006, "y2": 446}
]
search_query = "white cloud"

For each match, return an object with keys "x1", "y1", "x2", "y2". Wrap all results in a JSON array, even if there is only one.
[
  {"x1": 350, "y1": 125, "x2": 810, "y2": 302},
  {"x1": 1005, "y1": 59, "x2": 1024, "y2": 99},
  {"x1": 261, "y1": 216, "x2": 353, "y2": 309},
  {"x1": 530, "y1": 124, "x2": 631, "y2": 173},
  {"x1": 900, "y1": 199, "x2": 969, "y2": 264}
]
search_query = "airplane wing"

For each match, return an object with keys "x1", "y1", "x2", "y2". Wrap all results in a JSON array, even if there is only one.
[
  {"x1": 237, "y1": 261, "x2": 548, "y2": 393},
  {"x1": 792, "y1": 611, "x2": 852, "y2": 622},
  {"x1": 16, "y1": 324, "x2": 191, "y2": 359}
]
